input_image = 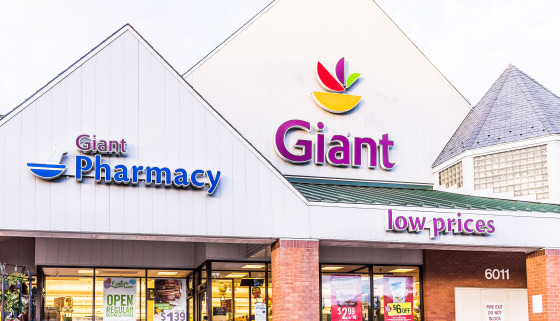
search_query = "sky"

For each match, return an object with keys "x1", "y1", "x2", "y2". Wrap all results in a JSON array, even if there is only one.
[{"x1": 1, "y1": 0, "x2": 560, "y2": 115}]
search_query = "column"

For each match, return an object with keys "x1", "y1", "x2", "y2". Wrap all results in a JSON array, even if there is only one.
[
  {"x1": 527, "y1": 249, "x2": 560, "y2": 320},
  {"x1": 271, "y1": 239, "x2": 319, "y2": 321}
]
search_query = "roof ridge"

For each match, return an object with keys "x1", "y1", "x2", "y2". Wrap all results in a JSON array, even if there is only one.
[
  {"x1": 510, "y1": 66, "x2": 556, "y2": 133},
  {"x1": 465, "y1": 66, "x2": 514, "y2": 149},
  {"x1": 432, "y1": 65, "x2": 518, "y2": 168},
  {"x1": 1, "y1": 24, "x2": 131, "y2": 123},
  {"x1": 512, "y1": 64, "x2": 560, "y2": 100}
]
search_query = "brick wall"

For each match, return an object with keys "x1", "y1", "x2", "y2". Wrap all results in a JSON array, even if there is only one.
[
  {"x1": 271, "y1": 239, "x2": 319, "y2": 321},
  {"x1": 423, "y1": 250, "x2": 527, "y2": 321},
  {"x1": 526, "y1": 249, "x2": 560, "y2": 320}
]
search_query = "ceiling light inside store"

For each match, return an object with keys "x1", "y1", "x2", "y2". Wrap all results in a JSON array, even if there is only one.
[
  {"x1": 78, "y1": 270, "x2": 94, "y2": 274},
  {"x1": 388, "y1": 269, "x2": 415, "y2": 273},
  {"x1": 241, "y1": 265, "x2": 265, "y2": 269},
  {"x1": 157, "y1": 272, "x2": 178, "y2": 276},
  {"x1": 225, "y1": 273, "x2": 247, "y2": 278},
  {"x1": 321, "y1": 266, "x2": 343, "y2": 271}
]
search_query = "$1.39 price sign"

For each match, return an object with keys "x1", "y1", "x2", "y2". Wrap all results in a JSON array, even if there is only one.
[{"x1": 160, "y1": 312, "x2": 186, "y2": 321}]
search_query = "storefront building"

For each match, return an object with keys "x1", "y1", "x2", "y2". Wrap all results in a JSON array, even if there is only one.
[{"x1": 2, "y1": 0, "x2": 560, "y2": 321}]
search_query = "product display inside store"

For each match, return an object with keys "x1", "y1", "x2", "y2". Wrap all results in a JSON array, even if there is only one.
[
  {"x1": 42, "y1": 268, "x2": 192, "y2": 321},
  {"x1": 321, "y1": 265, "x2": 421, "y2": 321},
  {"x1": 209, "y1": 262, "x2": 271, "y2": 321}
]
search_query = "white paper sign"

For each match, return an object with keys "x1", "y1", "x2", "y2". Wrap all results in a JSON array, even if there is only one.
[
  {"x1": 255, "y1": 302, "x2": 267, "y2": 321},
  {"x1": 532, "y1": 295, "x2": 543, "y2": 313},
  {"x1": 485, "y1": 303, "x2": 504, "y2": 321},
  {"x1": 103, "y1": 277, "x2": 137, "y2": 321}
]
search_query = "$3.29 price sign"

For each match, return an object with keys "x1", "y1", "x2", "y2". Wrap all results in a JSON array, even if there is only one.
[
  {"x1": 337, "y1": 307, "x2": 358, "y2": 320},
  {"x1": 160, "y1": 312, "x2": 186, "y2": 321}
]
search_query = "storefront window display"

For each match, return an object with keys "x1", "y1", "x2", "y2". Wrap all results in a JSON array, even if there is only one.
[
  {"x1": 42, "y1": 268, "x2": 192, "y2": 321},
  {"x1": 321, "y1": 265, "x2": 421, "y2": 321},
  {"x1": 208, "y1": 262, "x2": 270, "y2": 321}
]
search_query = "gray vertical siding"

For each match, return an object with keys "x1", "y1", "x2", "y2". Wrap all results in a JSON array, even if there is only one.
[
  {"x1": 0, "y1": 237, "x2": 36, "y2": 273},
  {"x1": 320, "y1": 246, "x2": 423, "y2": 265},
  {"x1": 35, "y1": 238, "x2": 195, "y2": 269}
]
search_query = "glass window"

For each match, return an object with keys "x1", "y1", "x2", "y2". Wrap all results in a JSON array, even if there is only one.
[
  {"x1": 42, "y1": 268, "x2": 192, "y2": 321},
  {"x1": 209, "y1": 262, "x2": 268, "y2": 321},
  {"x1": 474, "y1": 145, "x2": 549, "y2": 199},
  {"x1": 146, "y1": 270, "x2": 190, "y2": 321},
  {"x1": 43, "y1": 268, "x2": 94, "y2": 321},
  {"x1": 372, "y1": 266, "x2": 421, "y2": 321},
  {"x1": 321, "y1": 265, "x2": 422, "y2": 321},
  {"x1": 321, "y1": 265, "x2": 370, "y2": 321}
]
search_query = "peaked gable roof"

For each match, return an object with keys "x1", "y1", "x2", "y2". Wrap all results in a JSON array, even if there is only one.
[
  {"x1": 433, "y1": 64, "x2": 560, "y2": 167},
  {"x1": 185, "y1": 0, "x2": 471, "y2": 185}
]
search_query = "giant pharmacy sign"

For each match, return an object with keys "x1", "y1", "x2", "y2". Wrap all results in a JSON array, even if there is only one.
[{"x1": 27, "y1": 134, "x2": 221, "y2": 194}]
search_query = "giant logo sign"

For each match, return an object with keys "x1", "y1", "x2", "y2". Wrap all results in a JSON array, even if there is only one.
[
  {"x1": 312, "y1": 57, "x2": 361, "y2": 114},
  {"x1": 274, "y1": 120, "x2": 395, "y2": 170},
  {"x1": 274, "y1": 57, "x2": 396, "y2": 171}
]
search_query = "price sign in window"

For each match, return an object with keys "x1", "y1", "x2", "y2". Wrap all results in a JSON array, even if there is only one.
[
  {"x1": 330, "y1": 274, "x2": 362, "y2": 321},
  {"x1": 153, "y1": 279, "x2": 187, "y2": 321}
]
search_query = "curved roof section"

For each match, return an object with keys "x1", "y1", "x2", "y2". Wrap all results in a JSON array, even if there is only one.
[{"x1": 433, "y1": 64, "x2": 560, "y2": 167}]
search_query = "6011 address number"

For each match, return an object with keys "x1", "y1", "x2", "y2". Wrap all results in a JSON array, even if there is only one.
[{"x1": 485, "y1": 269, "x2": 509, "y2": 280}]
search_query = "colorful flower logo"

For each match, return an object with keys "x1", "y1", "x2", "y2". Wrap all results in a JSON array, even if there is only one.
[{"x1": 312, "y1": 57, "x2": 361, "y2": 114}]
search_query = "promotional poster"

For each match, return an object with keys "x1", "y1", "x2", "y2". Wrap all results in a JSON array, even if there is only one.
[
  {"x1": 330, "y1": 274, "x2": 362, "y2": 321},
  {"x1": 383, "y1": 276, "x2": 414, "y2": 321},
  {"x1": 103, "y1": 278, "x2": 137, "y2": 321},
  {"x1": 153, "y1": 279, "x2": 187, "y2": 321}
]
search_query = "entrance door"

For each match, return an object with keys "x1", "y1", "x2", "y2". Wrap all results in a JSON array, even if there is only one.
[{"x1": 455, "y1": 287, "x2": 528, "y2": 321}]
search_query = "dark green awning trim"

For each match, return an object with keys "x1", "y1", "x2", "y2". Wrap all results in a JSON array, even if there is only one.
[
  {"x1": 286, "y1": 176, "x2": 433, "y2": 190},
  {"x1": 289, "y1": 179, "x2": 560, "y2": 213}
]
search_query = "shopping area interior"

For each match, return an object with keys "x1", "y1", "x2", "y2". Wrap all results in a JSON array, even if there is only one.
[{"x1": 36, "y1": 262, "x2": 421, "y2": 321}]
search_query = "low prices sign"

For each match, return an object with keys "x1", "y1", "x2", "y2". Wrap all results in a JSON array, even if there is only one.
[
  {"x1": 330, "y1": 274, "x2": 362, "y2": 321},
  {"x1": 383, "y1": 276, "x2": 413, "y2": 321},
  {"x1": 486, "y1": 303, "x2": 504, "y2": 321}
]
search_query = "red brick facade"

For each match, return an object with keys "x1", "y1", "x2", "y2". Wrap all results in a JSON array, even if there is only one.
[
  {"x1": 271, "y1": 239, "x2": 319, "y2": 321},
  {"x1": 423, "y1": 250, "x2": 527, "y2": 321},
  {"x1": 527, "y1": 249, "x2": 560, "y2": 320}
]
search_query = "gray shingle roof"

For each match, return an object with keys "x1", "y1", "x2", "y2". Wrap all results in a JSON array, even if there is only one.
[{"x1": 433, "y1": 64, "x2": 560, "y2": 167}]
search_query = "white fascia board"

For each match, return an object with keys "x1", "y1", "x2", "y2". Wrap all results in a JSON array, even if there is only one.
[
  {"x1": 0, "y1": 25, "x2": 131, "y2": 128},
  {"x1": 183, "y1": 0, "x2": 279, "y2": 78},
  {"x1": 370, "y1": 1, "x2": 472, "y2": 110},
  {"x1": 307, "y1": 201, "x2": 559, "y2": 217},
  {"x1": 432, "y1": 134, "x2": 560, "y2": 172}
]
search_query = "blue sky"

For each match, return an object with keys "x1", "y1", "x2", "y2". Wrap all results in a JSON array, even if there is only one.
[{"x1": 2, "y1": 0, "x2": 559, "y2": 114}]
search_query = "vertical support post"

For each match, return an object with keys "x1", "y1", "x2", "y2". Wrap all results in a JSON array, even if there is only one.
[
  {"x1": 271, "y1": 239, "x2": 319, "y2": 321},
  {"x1": 206, "y1": 263, "x2": 211, "y2": 321},
  {"x1": 264, "y1": 264, "x2": 268, "y2": 321},
  {"x1": 1, "y1": 263, "x2": 5, "y2": 321}
]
